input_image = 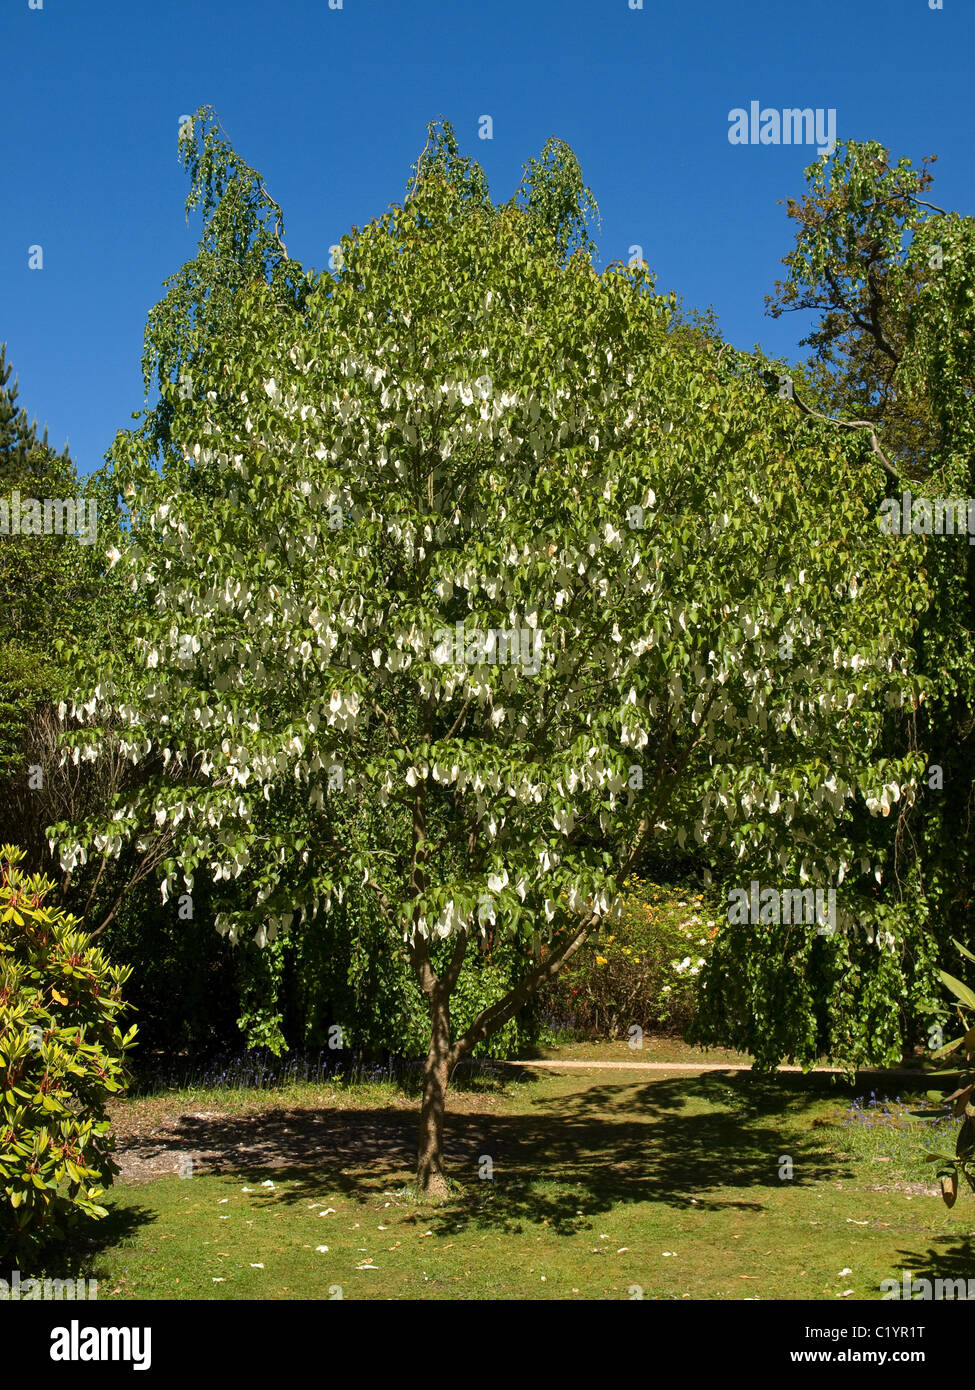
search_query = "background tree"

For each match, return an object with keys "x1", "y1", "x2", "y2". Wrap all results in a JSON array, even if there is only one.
[
  {"x1": 721, "y1": 140, "x2": 975, "y2": 1062},
  {"x1": 765, "y1": 141, "x2": 945, "y2": 471},
  {"x1": 135, "y1": 105, "x2": 311, "y2": 476},
  {"x1": 0, "y1": 345, "x2": 130, "y2": 874},
  {"x1": 0, "y1": 341, "x2": 76, "y2": 786}
]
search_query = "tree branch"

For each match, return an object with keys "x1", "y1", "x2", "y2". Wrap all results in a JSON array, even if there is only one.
[
  {"x1": 787, "y1": 380, "x2": 903, "y2": 483},
  {"x1": 451, "y1": 913, "x2": 595, "y2": 1061}
]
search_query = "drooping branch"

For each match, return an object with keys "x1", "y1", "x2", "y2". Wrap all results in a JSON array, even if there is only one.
[
  {"x1": 906, "y1": 194, "x2": 947, "y2": 216},
  {"x1": 87, "y1": 829, "x2": 177, "y2": 940},
  {"x1": 451, "y1": 912, "x2": 595, "y2": 1061},
  {"x1": 257, "y1": 182, "x2": 288, "y2": 259},
  {"x1": 787, "y1": 380, "x2": 903, "y2": 484}
]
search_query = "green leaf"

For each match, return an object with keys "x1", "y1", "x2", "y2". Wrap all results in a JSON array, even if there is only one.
[
  {"x1": 940, "y1": 971, "x2": 975, "y2": 1011},
  {"x1": 953, "y1": 938, "x2": 975, "y2": 966}
]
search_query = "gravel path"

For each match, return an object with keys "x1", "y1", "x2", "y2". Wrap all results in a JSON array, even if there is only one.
[{"x1": 510, "y1": 1059, "x2": 928, "y2": 1075}]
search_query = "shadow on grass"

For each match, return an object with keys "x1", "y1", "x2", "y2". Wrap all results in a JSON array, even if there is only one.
[
  {"x1": 890, "y1": 1233, "x2": 975, "y2": 1298},
  {"x1": 14, "y1": 1201, "x2": 158, "y2": 1281},
  {"x1": 430, "y1": 1070, "x2": 862, "y2": 1234},
  {"x1": 107, "y1": 1067, "x2": 898, "y2": 1236}
]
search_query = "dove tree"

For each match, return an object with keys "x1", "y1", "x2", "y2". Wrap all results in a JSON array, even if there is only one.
[{"x1": 57, "y1": 167, "x2": 926, "y2": 1195}]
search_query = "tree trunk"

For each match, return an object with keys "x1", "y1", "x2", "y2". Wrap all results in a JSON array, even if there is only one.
[
  {"x1": 411, "y1": 915, "x2": 595, "y2": 1195},
  {"x1": 416, "y1": 990, "x2": 452, "y2": 1198}
]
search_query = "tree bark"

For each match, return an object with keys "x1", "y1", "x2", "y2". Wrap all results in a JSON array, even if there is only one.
[
  {"x1": 416, "y1": 988, "x2": 453, "y2": 1198},
  {"x1": 412, "y1": 910, "x2": 595, "y2": 1194}
]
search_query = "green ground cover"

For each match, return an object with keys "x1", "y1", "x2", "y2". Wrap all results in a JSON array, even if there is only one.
[{"x1": 30, "y1": 1043, "x2": 973, "y2": 1301}]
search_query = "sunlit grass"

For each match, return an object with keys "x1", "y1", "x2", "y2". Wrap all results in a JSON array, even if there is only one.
[{"x1": 28, "y1": 1059, "x2": 973, "y2": 1301}]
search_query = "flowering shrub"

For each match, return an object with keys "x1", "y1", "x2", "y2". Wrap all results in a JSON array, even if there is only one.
[
  {"x1": 542, "y1": 877, "x2": 722, "y2": 1038},
  {"x1": 0, "y1": 845, "x2": 136, "y2": 1262}
]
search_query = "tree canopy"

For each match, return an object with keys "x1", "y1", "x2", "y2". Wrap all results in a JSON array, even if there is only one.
[{"x1": 55, "y1": 139, "x2": 928, "y2": 1187}]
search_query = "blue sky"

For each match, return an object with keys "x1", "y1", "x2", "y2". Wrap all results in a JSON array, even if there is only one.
[{"x1": 2, "y1": 0, "x2": 970, "y2": 477}]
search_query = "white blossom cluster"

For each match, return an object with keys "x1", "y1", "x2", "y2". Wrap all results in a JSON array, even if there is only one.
[{"x1": 55, "y1": 263, "x2": 925, "y2": 954}]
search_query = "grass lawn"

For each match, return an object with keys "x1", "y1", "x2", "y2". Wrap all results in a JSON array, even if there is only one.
[
  {"x1": 39, "y1": 1046, "x2": 975, "y2": 1301},
  {"x1": 527, "y1": 1036, "x2": 755, "y2": 1065}
]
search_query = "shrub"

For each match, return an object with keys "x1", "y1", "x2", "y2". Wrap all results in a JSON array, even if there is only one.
[
  {"x1": 543, "y1": 877, "x2": 721, "y2": 1039},
  {"x1": 923, "y1": 942, "x2": 975, "y2": 1208},
  {"x1": 0, "y1": 845, "x2": 136, "y2": 1262}
]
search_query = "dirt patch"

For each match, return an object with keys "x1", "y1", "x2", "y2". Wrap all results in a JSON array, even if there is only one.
[
  {"x1": 871, "y1": 1181, "x2": 941, "y2": 1197},
  {"x1": 111, "y1": 1105, "x2": 417, "y2": 1183},
  {"x1": 108, "y1": 1092, "x2": 507, "y2": 1185}
]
